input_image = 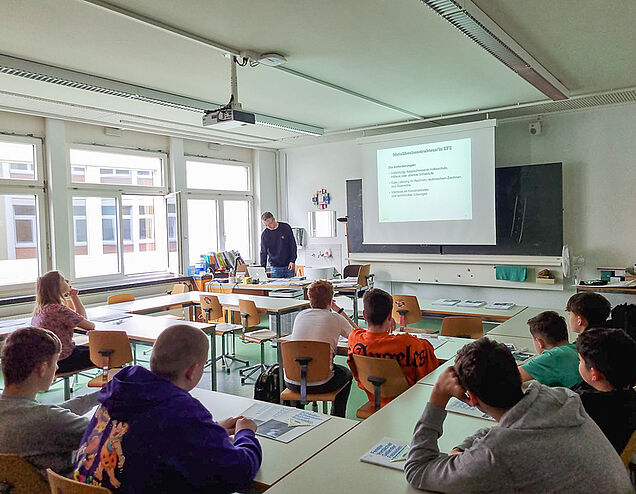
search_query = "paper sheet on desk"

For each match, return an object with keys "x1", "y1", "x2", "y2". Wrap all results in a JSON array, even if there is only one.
[
  {"x1": 360, "y1": 437, "x2": 410, "y2": 471},
  {"x1": 446, "y1": 397, "x2": 495, "y2": 421},
  {"x1": 241, "y1": 403, "x2": 329, "y2": 443},
  {"x1": 415, "y1": 334, "x2": 447, "y2": 350}
]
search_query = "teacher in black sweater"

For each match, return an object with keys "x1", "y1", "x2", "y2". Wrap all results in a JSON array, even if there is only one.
[{"x1": 259, "y1": 212, "x2": 297, "y2": 278}]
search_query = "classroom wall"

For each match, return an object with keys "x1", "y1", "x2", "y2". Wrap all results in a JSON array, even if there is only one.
[{"x1": 283, "y1": 103, "x2": 636, "y2": 309}]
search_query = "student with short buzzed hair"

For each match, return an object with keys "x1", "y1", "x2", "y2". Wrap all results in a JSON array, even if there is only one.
[
  {"x1": 566, "y1": 292, "x2": 611, "y2": 333},
  {"x1": 74, "y1": 324, "x2": 262, "y2": 492},
  {"x1": 518, "y1": 311, "x2": 582, "y2": 387},
  {"x1": 0, "y1": 326, "x2": 97, "y2": 476},
  {"x1": 573, "y1": 327, "x2": 636, "y2": 454}
]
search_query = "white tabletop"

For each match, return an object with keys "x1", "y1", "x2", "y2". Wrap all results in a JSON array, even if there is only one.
[
  {"x1": 418, "y1": 334, "x2": 536, "y2": 385},
  {"x1": 488, "y1": 307, "x2": 577, "y2": 342},
  {"x1": 92, "y1": 314, "x2": 215, "y2": 343},
  {"x1": 107, "y1": 291, "x2": 310, "y2": 314},
  {"x1": 417, "y1": 299, "x2": 527, "y2": 321},
  {"x1": 189, "y1": 387, "x2": 357, "y2": 488},
  {"x1": 265, "y1": 383, "x2": 492, "y2": 494}
]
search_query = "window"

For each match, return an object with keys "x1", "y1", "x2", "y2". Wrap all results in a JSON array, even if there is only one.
[
  {"x1": 187, "y1": 199, "x2": 218, "y2": 264},
  {"x1": 0, "y1": 141, "x2": 36, "y2": 181},
  {"x1": 69, "y1": 147, "x2": 171, "y2": 279},
  {"x1": 0, "y1": 137, "x2": 45, "y2": 290},
  {"x1": 184, "y1": 157, "x2": 253, "y2": 266},
  {"x1": 72, "y1": 196, "x2": 120, "y2": 278},
  {"x1": 122, "y1": 195, "x2": 168, "y2": 274},
  {"x1": 70, "y1": 148, "x2": 163, "y2": 187},
  {"x1": 186, "y1": 160, "x2": 249, "y2": 191},
  {"x1": 0, "y1": 194, "x2": 40, "y2": 285},
  {"x1": 223, "y1": 200, "x2": 251, "y2": 259}
]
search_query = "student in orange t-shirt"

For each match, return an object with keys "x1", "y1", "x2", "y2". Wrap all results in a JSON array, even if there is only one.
[{"x1": 348, "y1": 288, "x2": 438, "y2": 406}]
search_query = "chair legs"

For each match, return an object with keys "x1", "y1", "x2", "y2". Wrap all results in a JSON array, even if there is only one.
[
  {"x1": 216, "y1": 333, "x2": 249, "y2": 373},
  {"x1": 239, "y1": 340, "x2": 268, "y2": 385}
]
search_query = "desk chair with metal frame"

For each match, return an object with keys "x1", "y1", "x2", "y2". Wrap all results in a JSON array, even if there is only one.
[
  {"x1": 238, "y1": 299, "x2": 277, "y2": 385},
  {"x1": 86, "y1": 330, "x2": 133, "y2": 388},
  {"x1": 199, "y1": 294, "x2": 246, "y2": 373},
  {"x1": 0, "y1": 454, "x2": 49, "y2": 494},
  {"x1": 440, "y1": 316, "x2": 484, "y2": 339},
  {"x1": 351, "y1": 354, "x2": 410, "y2": 419},
  {"x1": 280, "y1": 340, "x2": 347, "y2": 413},
  {"x1": 392, "y1": 295, "x2": 436, "y2": 334}
]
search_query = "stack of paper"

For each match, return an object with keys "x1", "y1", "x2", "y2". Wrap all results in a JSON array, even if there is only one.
[
  {"x1": 415, "y1": 334, "x2": 447, "y2": 350},
  {"x1": 484, "y1": 302, "x2": 516, "y2": 310},
  {"x1": 433, "y1": 298, "x2": 461, "y2": 306},
  {"x1": 456, "y1": 300, "x2": 487, "y2": 308},
  {"x1": 360, "y1": 437, "x2": 410, "y2": 471}
]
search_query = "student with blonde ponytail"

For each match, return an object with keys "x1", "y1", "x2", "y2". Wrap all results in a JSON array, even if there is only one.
[{"x1": 31, "y1": 271, "x2": 95, "y2": 373}]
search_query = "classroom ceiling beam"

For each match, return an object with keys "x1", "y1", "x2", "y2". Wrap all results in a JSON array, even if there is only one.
[{"x1": 80, "y1": 0, "x2": 427, "y2": 120}]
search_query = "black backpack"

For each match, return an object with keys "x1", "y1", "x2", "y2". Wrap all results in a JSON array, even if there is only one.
[{"x1": 253, "y1": 364, "x2": 281, "y2": 403}]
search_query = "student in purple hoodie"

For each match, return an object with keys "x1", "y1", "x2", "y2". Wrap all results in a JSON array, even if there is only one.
[{"x1": 73, "y1": 324, "x2": 262, "y2": 493}]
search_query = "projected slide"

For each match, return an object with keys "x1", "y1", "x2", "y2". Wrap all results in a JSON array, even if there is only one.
[{"x1": 377, "y1": 138, "x2": 472, "y2": 223}]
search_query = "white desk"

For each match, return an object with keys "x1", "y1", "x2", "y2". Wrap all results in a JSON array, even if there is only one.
[
  {"x1": 488, "y1": 307, "x2": 577, "y2": 341},
  {"x1": 417, "y1": 299, "x2": 527, "y2": 323},
  {"x1": 190, "y1": 387, "x2": 357, "y2": 489},
  {"x1": 418, "y1": 334, "x2": 536, "y2": 385},
  {"x1": 265, "y1": 383, "x2": 492, "y2": 494}
]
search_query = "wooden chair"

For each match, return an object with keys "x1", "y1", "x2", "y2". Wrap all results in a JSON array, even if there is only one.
[
  {"x1": 280, "y1": 340, "x2": 346, "y2": 413},
  {"x1": 343, "y1": 264, "x2": 373, "y2": 287},
  {"x1": 199, "y1": 294, "x2": 247, "y2": 373},
  {"x1": 621, "y1": 430, "x2": 636, "y2": 469},
  {"x1": 351, "y1": 354, "x2": 410, "y2": 419},
  {"x1": 295, "y1": 264, "x2": 305, "y2": 277},
  {"x1": 238, "y1": 299, "x2": 277, "y2": 385},
  {"x1": 0, "y1": 454, "x2": 49, "y2": 494},
  {"x1": 54, "y1": 367, "x2": 96, "y2": 401},
  {"x1": 440, "y1": 316, "x2": 484, "y2": 339},
  {"x1": 107, "y1": 293, "x2": 135, "y2": 305},
  {"x1": 86, "y1": 331, "x2": 133, "y2": 388},
  {"x1": 236, "y1": 263, "x2": 249, "y2": 274},
  {"x1": 47, "y1": 468, "x2": 112, "y2": 493},
  {"x1": 162, "y1": 283, "x2": 189, "y2": 319},
  {"x1": 391, "y1": 295, "x2": 435, "y2": 333}
]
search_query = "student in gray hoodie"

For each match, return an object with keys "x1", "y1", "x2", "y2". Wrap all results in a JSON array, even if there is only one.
[{"x1": 404, "y1": 337, "x2": 632, "y2": 493}]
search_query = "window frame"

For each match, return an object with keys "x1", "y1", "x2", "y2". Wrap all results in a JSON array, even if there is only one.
[
  {"x1": 67, "y1": 145, "x2": 172, "y2": 283},
  {"x1": 184, "y1": 156, "x2": 254, "y2": 265},
  {"x1": 0, "y1": 134, "x2": 48, "y2": 296}
]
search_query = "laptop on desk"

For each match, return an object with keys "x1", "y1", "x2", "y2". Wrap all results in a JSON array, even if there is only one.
[{"x1": 248, "y1": 266, "x2": 268, "y2": 282}]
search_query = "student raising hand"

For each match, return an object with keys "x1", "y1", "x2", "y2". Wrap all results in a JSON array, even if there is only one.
[{"x1": 429, "y1": 367, "x2": 469, "y2": 409}]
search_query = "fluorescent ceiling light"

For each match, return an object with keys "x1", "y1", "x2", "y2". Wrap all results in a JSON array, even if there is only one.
[{"x1": 420, "y1": 0, "x2": 569, "y2": 101}]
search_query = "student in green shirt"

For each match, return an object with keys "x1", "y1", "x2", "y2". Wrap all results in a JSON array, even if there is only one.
[{"x1": 518, "y1": 311, "x2": 582, "y2": 387}]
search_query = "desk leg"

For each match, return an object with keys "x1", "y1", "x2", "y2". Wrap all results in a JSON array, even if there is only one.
[
  {"x1": 274, "y1": 311, "x2": 284, "y2": 404},
  {"x1": 209, "y1": 330, "x2": 217, "y2": 391},
  {"x1": 353, "y1": 288, "x2": 359, "y2": 326}
]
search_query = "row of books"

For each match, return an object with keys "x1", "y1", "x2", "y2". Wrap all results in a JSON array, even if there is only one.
[
  {"x1": 201, "y1": 250, "x2": 245, "y2": 271},
  {"x1": 433, "y1": 299, "x2": 516, "y2": 310}
]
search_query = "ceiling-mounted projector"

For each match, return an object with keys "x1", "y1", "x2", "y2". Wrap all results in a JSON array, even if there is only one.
[{"x1": 202, "y1": 108, "x2": 255, "y2": 129}]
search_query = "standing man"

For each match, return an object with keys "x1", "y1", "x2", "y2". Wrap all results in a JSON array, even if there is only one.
[{"x1": 260, "y1": 212, "x2": 297, "y2": 278}]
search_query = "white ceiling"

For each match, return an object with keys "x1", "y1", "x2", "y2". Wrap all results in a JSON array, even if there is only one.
[{"x1": 1, "y1": 0, "x2": 636, "y2": 147}]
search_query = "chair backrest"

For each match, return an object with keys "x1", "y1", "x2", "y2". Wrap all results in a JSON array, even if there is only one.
[
  {"x1": 88, "y1": 331, "x2": 133, "y2": 377},
  {"x1": 47, "y1": 468, "x2": 112, "y2": 493},
  {"x1": 356, "y1": 264, "x2": 371, "y2": 286},
  {"x1": 351, "y1": 354, "x2": 410, "y2": 399},
  {"x1": 621, "y1": 429, "x2": 636, "y2": 469},
  {"x1": 239, "y1": 299, "x2": 261, "y2": 328},
  {"x1": 0, "y1": 454, "x2": 49, "y2": 494},
  {"x1": 440, "y1": 316, "x2": 484, "y2": 339},
  {"x1": 63, "y1": 297, "x2": 76, "y2": 311},
  {"x1": 281, "y1": 340, "x2": 332, "y2": 383},
  {"x1": 342, "y1": 264, "x2": 361, "y2": 279},
  {"x1": 199, "y1": 294, "x2": 224, "y2": 322},
  {"x1": 171, "y1": 283, "x2": 188, "y2": 294},
  {"x1": 295, "y1": 264, "x2": 305, "y2": 276},
  {"x1": 236, "y1": 263, "x2": 249, "y2": 274},
  {"x1": 107, "y1": 293, "x2": 135, "y2": 305},
  {"x1": 391, "y1": 295, "x2": 422, "y2": 326}
]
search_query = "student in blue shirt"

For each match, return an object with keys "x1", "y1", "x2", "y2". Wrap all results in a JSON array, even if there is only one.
[{"x1": 518, "y1": 311, "x2": 582, "y2": 388}]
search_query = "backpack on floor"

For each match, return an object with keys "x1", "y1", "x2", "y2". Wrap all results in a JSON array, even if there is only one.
[{"x1": 253, "y1": 364, "x2": 280, "y2": 403}]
